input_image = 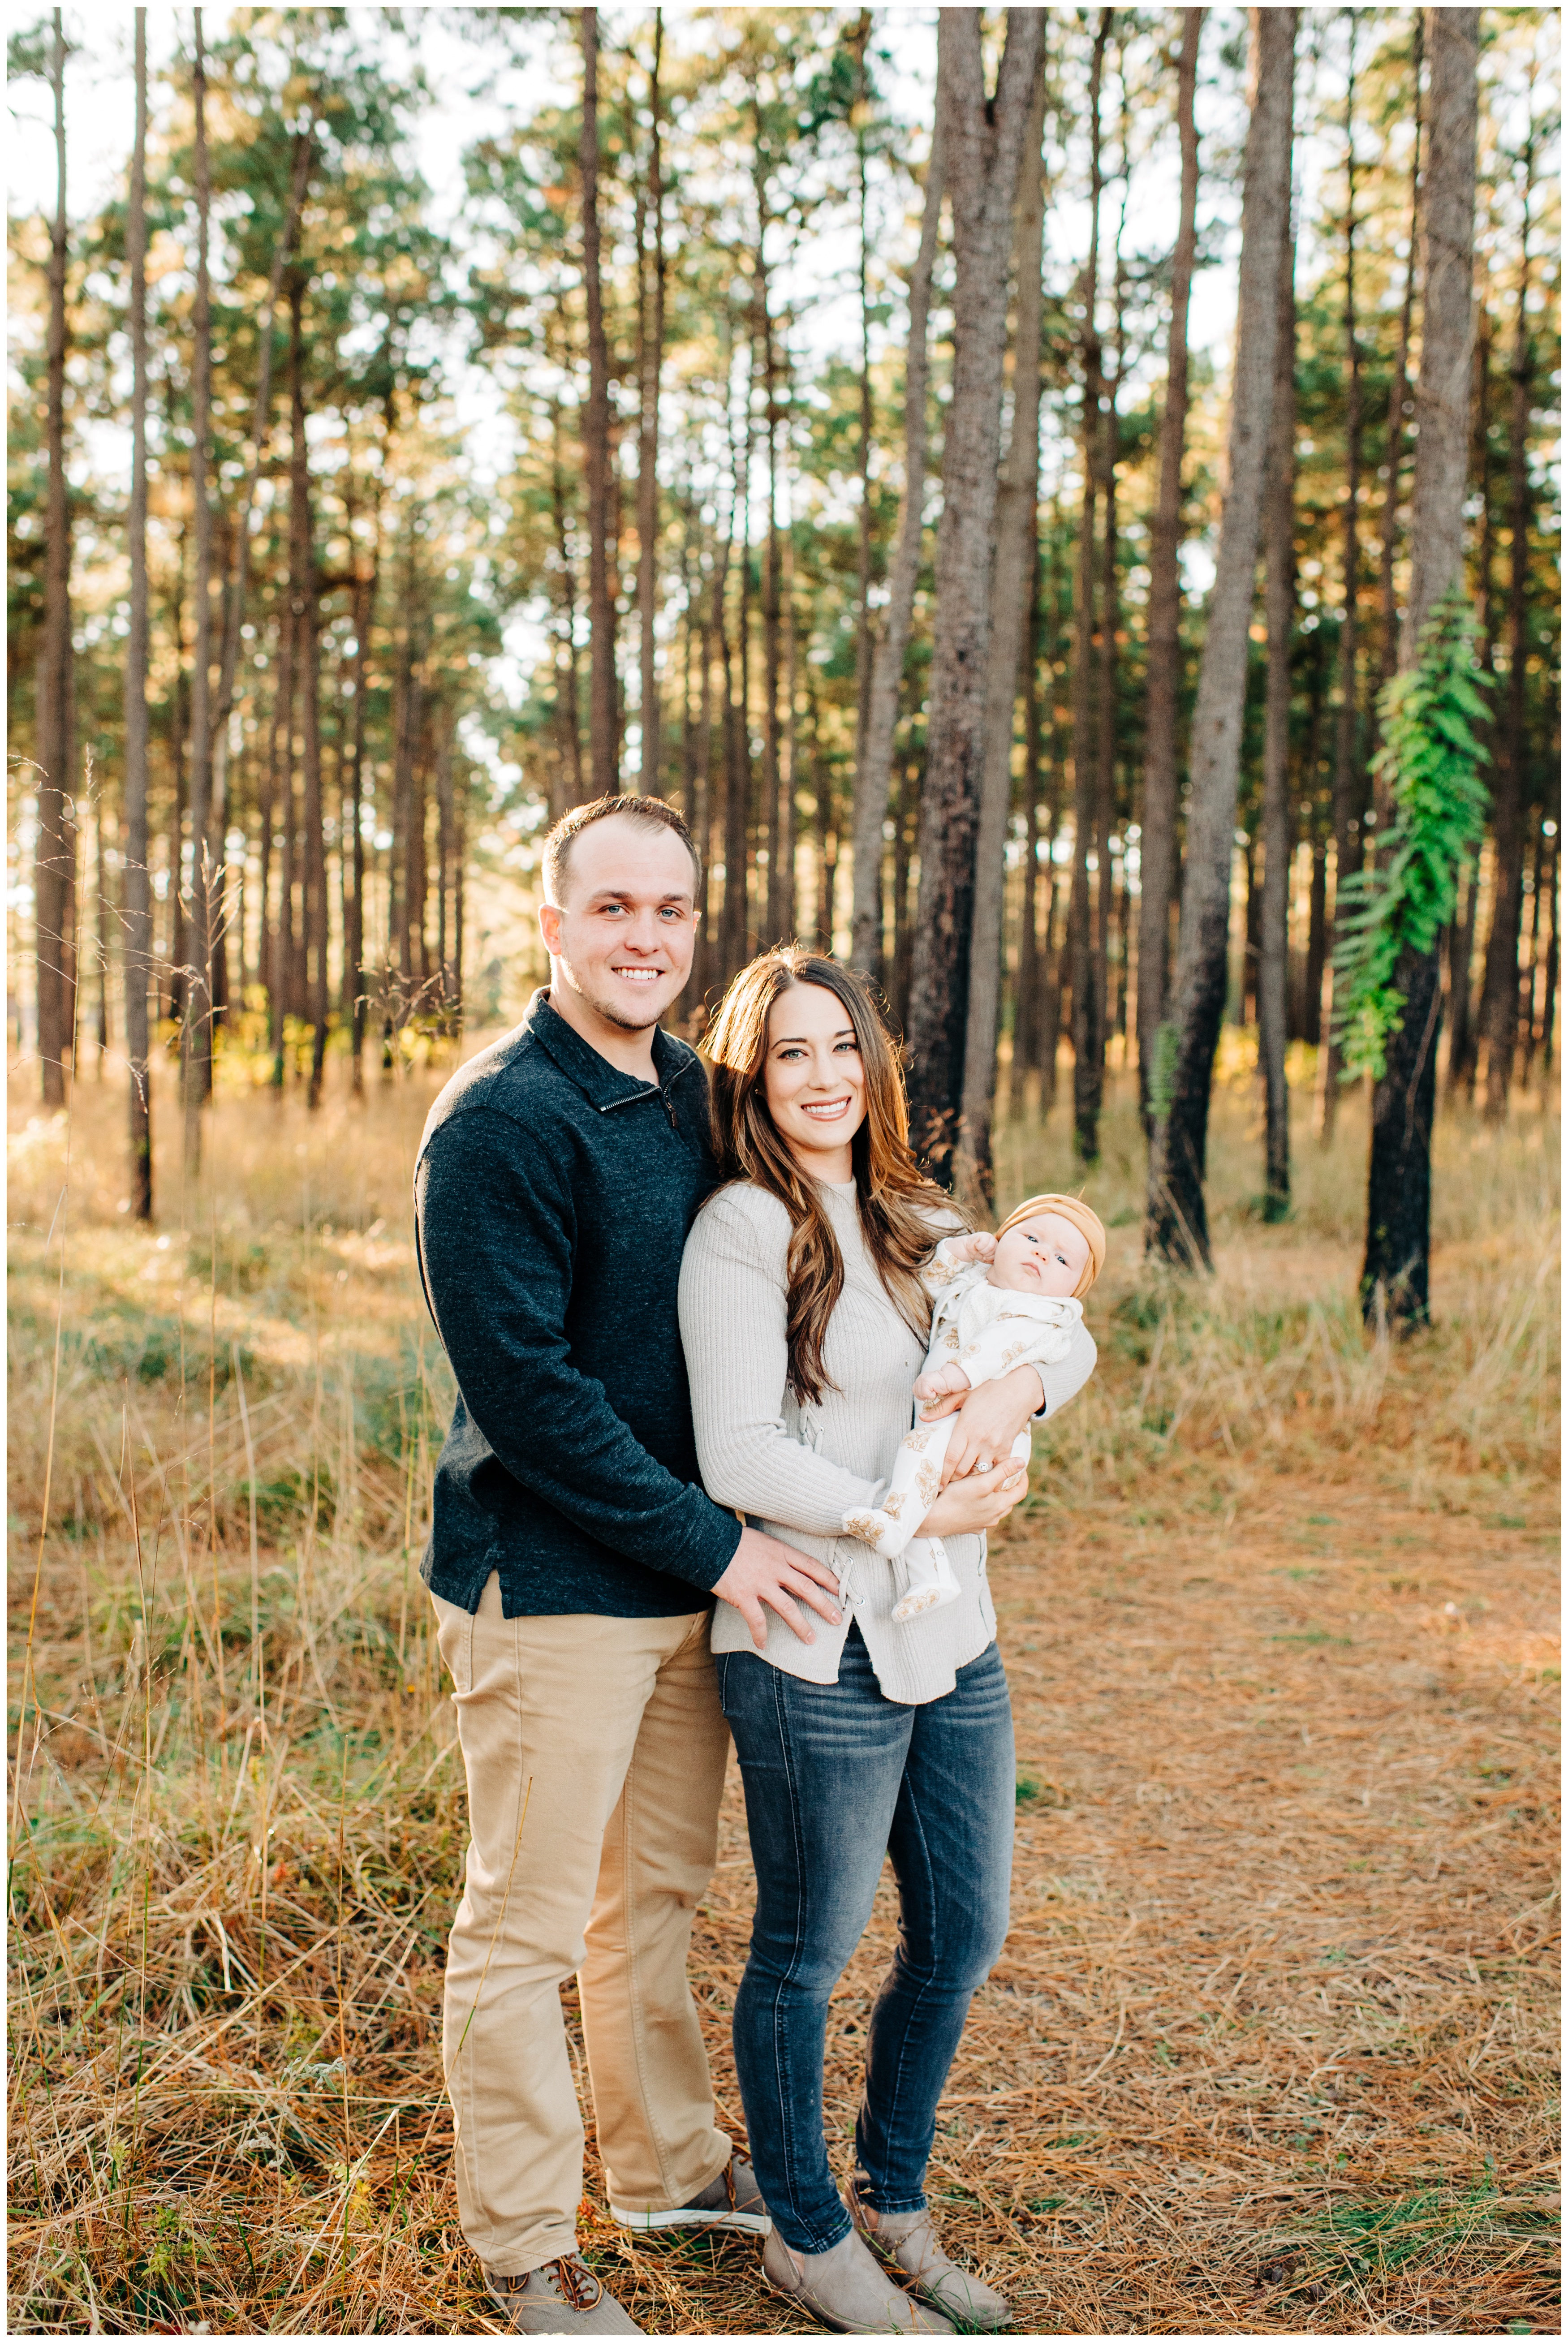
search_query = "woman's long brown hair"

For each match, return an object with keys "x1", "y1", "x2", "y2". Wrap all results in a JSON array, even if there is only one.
[{"x1": 702, "y1": 950, "x2": 952, "y2": 1406}]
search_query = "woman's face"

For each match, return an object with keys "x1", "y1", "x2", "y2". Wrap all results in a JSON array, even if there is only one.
[{"x1": 761, "y1": 981, "x2": 867, "y2": 1182}]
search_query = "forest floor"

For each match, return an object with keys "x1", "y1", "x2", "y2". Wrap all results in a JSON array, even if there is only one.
[{"x1": 7, "y1": 1041, "x2": 1559, "y2": 2337}]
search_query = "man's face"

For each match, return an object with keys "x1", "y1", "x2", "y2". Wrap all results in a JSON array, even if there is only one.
[{"x1": 537, "y1": 814, "x2": 698, "y2": 1034}]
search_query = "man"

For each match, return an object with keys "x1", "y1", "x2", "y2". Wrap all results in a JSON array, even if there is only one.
[{"x1": 415, "y1": 795, "x2": 842, "y2": 2334}]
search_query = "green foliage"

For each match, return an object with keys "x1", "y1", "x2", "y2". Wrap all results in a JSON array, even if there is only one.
[
  {"x1": 1331, "y1": 589, "x2": 1493, "y2": 1083},
  {"x1": 1148, "y1": 1020, "x2": 1180, "y2": 1121}
]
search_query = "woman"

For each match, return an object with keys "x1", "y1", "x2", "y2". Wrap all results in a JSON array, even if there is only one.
[{"x1": 678, "y1": 950, "x2": 1096, "y2": 2336}]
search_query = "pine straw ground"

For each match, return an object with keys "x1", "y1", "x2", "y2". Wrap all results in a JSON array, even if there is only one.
[{"x1": 8, "y1": 1047, "x2": 1560, "y2": 2337}]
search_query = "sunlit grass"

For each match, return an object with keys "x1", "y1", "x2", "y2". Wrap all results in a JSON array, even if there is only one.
[{"x1": 7, "y1": 1033, "x2": 1558, "y2": 2333}]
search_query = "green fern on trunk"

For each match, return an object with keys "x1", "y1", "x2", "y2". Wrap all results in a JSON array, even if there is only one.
[{"x1": 1331, "y1": 588, "x2": 1493, "y2": 1084}]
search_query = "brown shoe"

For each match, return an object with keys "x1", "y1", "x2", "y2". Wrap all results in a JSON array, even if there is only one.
[
  {"x1": 484, "y1": 2255, "x2": 643, "y2": 2333},
  {"x1": 610, "y1": 2151, "x2": 771, "y2": 2235},
  {"x1": 762, "y1": 2223, "x2": 955, "y2": 2334},
  {"x1": 848, "y1": 2174, "x2": 1012, "y2": 2330}
]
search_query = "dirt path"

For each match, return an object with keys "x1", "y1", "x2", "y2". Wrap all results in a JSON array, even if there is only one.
[{"x1": 600, "y1": 1469, "x2": 1558, "y2": 2336}]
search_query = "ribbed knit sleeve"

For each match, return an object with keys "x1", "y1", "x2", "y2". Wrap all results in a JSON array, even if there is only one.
[
  {"x1": 1034, "y1": 1321, "x2": 1098, "y2": 1416},
  {"x1": 679, "y1": 1187, "x2": 888, "y2": 1531}
]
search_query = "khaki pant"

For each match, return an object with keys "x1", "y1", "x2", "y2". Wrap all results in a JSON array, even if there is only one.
[{"x1": 431, "y1": 1574, "x2": 733, "y2": 2276}]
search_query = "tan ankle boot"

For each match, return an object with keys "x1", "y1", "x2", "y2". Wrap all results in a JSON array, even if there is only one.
[
  {"x1": 761, "y1": 2222, "x2": 955, "y2": 2333},
  {"x1": 848, "y1": 2175, "x2": 1013, "y2": 2331}
]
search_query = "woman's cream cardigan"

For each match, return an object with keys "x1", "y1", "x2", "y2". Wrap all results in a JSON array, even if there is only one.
[{"x1": 679, "y1": 1176, "x2": 1097, "y2": 1707}]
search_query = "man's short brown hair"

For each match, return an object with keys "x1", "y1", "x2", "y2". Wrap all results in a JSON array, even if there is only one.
[{"x1": 541, "y1": 795, "x2": 702, "y2": 906}]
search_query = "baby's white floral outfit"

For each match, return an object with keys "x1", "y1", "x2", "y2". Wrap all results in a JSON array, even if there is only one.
[{"x1": 841, "y1": 1238, "x2": 1085, "y2": 1623}]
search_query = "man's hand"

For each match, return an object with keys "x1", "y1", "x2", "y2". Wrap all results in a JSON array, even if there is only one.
[
  {"x1": 920, "y1": 1364, "x2": 1047, "y2": 1485},
  {"x1": 714, "y1": 1528, "x2": 843, "y2": 1652}
]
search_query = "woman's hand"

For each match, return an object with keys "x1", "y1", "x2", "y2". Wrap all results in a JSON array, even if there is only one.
[
  {"x1": 919, "y1": 1364, "x2": 1045, "y2": 1485},
  {"x1": 919, "y1": 1455, "x2": 1028, "y2": 1539}
]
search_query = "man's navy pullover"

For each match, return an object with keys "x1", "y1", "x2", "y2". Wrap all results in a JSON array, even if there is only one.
[{"x1": 414, "y1": 990, "x2": 744, "y2": 1618}]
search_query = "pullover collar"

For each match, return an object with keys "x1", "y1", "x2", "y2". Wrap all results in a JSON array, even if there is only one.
[{"x1": 523, "y1": 987, "x2": 697, "y2": 1115}]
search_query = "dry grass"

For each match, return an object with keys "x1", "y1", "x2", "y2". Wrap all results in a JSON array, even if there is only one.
[{"x1": 8, "y1": 1044, "x2": 1560, "y2": 2336}]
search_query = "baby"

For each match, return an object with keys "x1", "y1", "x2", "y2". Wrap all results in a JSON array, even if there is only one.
[{"x1": 843, "y1": 1193, "x2": 1106, "y2": 1624}]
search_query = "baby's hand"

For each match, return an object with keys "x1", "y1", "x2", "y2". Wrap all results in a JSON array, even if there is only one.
[
  {"x1": 939, "y1": 1231, "x2": 997, "y2": 1266},
  {"x1": 914, "y1": 1362, "x2": 973, "y2": 1406}
]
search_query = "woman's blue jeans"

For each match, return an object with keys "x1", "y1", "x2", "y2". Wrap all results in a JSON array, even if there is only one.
[{"x1": 715, "y1": 1626, "x2": 1014, "y2": 2253}]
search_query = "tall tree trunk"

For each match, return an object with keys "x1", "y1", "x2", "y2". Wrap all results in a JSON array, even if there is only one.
[
  {"x1": 1318, "y1": 22, "x2": 1365, "y2": 1138},
  {"x1": 1447, "y1": 297, "x2": 1496, "y2": 1095},
  {"x1": 904, "y1": 9, "x2": 1046, "y2": 1182},
  {"x1": 1260, "y1": 213, "x2": 1297, "y2": 1221},
  {"x1": 635, "y1": 20, "x2": 664, "y2": 792},
  {"x1": 37, "y1": 7, "x2": 73, "y2": 1107},
  {"x1": 781, "y1": 479, "x2": 799, "y2": 939},
  {"x1": 1147, "y1": 7, "x2": 1296, "y2": 1267},
  {"x1": 956, "y1": 69, "x2": 1047, "y2": 1205},
  {"x1": 1539, "y1": 821, "x2": 1559, "y2": 1078},
  {"x1": 549, "y1": 397, "x2": 586, "y2": 812},
  {"x1": 183, "y1": 13, "x2": 217, "y2": 1174},
  {"x1": 1009, "y1": 512, "x2": 1045, "y2": 1119},
  {"x1": 389, "y1": 538, "x2": 421, "y2": 1013},
  {"x1": 1096, "y1": 129, "x2": 1127, "y2": 1086},
  {"x1": 90, "y1": 794, "x2": 109, "y2": 1069},
  {"x1": 1477, "y1": 138, "x2": 1536, "y2": 1121},
  {"x1": 849, "y1": 11, "x2": 877, "y2": 869},
  {"x1": 260, "y1": 609, "x2": 287, "y2": 1056},
  {"x1": 719, "y1": 367, "x2": 749, "y2": 982},
  {"x1": 125, "y1": 9, "x2": 153, "y2": 1215},
  {"x1": 754, "y1": 144, "x2": 786, "y2": 944},
  {"x1": 453, "y1": 780, "x2": 467, "y2": 1030},
  {"x1": 289, "y1": 280, "x2": 328, "y2": 1108},
  {"x1": 164, "y1": 538, "x2": 185, "y2": 1023},
  {"x1": 849, "y1": 121, "x2": 946, "y2": 977},
  {"x1": 435, "y1": 716, "x2": 456, "y2": 1018},
  {"x1": 689, "y1": 584, "x2": 715, "y2": 1012},
  {"x1": 1136, "y1": 8, "x2": 1203, "y2": 1128},
  {"x1": 344, "y1": 469, "x2": 378, "y2": 1096},
  {"x1": 1361, "y1": 6, "x2": 1478, "y2": 1330},
  {"x1": 580, "y1": 8, "x2": 617, "y2": 794},
  {"x1": 209, "y1": 130, "x2": 312, "y2": 834},
  {"x1": 1445, "y1": 854, "x2": 1480, "y2": 1093},
  {"x1": 890, "y1": 761, "x2": 917, "y2": 1026},
  {"x1": 1376, "y1": 15, "x2": 1424, "y2": 702},
  {"x1": 1069, "y1": 14, "x2": 1110, "y2": 1165}
]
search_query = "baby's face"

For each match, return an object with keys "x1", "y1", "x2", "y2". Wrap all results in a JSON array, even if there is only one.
[{"x1": 989, "y1": 1211, "x2": 1091, "y2": 1298}]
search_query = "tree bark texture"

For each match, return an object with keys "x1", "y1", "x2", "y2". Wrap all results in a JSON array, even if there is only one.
[
  {"x1": 209, "y1": 131, "x2": 312, "y2": 831},
  {"x1": 1362, "y1": 5, "x2": 1478, "y2": 1330},
  {"x1": 1319, "y1": 27, "x2": 1365, "y2": 1140},
  {"x1": 289, "y1": 282, "x2": 328, "y2": 1108},
  {"x1": 1260, "y1": 216, "x2": 1297, "y2": 1221},
  {"x1": 183, "y1": 13, "x2": 215, "y2": 1165},
  {"x1": 904, "y1": 8, "x2": 1046, "y2": 1182},
  {"x1": 850, "y1": 10, "x2": 876, "y2": 852},
  {"x1": 849, "y1": 123, "x2": 946, "y2": 979},
  {"x1": 1136, "y1": 7, "x2": 1203, "y2": 1130},
  {"x1": 1477, "y1": 142, "x2": 1535, "y2": 1120},
  {"x1": 1376, "y1": 15, "x2": 1423, "y2": 700},
  {"x1": 1009, "y1": 530, "x2": 1044, "y2": 1120},
  {"x1": 1069, "y1": 13, "x2": 1111, "y2": 1166},
  {"x1": 37, "y1": 7, "x2": 73, "y2": 1107},
  {"x1": 636, "y1": 20, "x2": 664, "y2": 792},
  {"x1": 125, "y1": 9, "x2": 153, "y2": 1214},
  {"x1": 581, "y1": 8, "x2": 618, "y2": 794},
  {"x1": 1147, "y1": 6, "x2": 1295, "y2": 1267},
  {"x1": 955, "y1": 69, "x2": 1047, "y2": 1206}
]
